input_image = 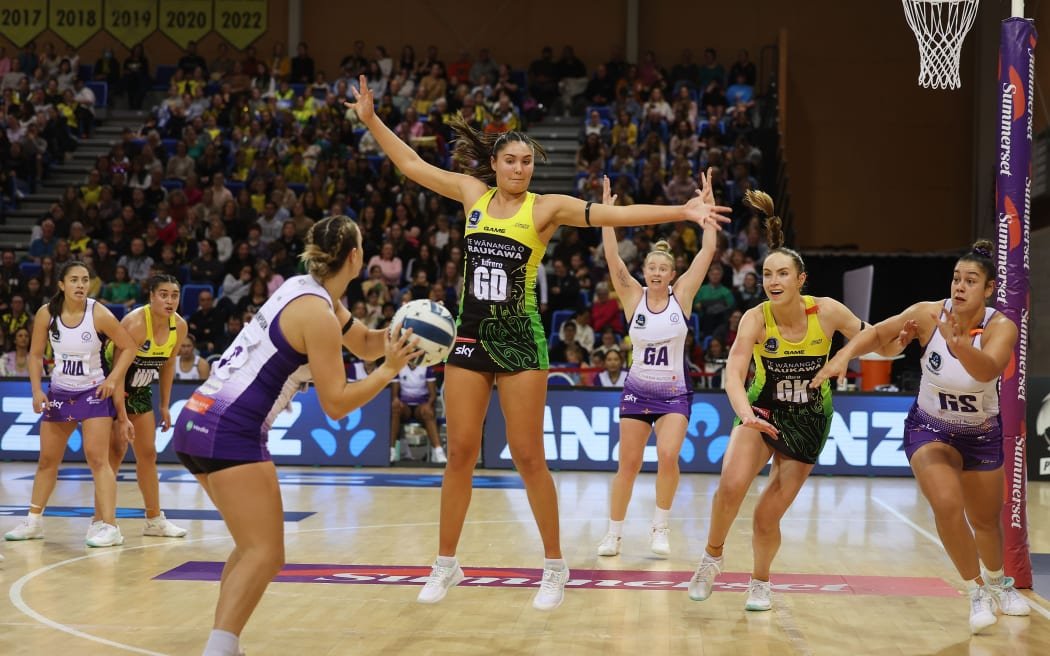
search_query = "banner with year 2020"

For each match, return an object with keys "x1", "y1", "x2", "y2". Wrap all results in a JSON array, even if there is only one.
[
  {"x1": 159, "y1": 0, "x2": 212, "y2": 49},
  {"x1": 0, "y1": 0, "x2": 46, "y2": 47},
  {"x1": 104, "y1": 0, "x2": 158, "y2": 49},
  {"x1": 214, "y1": 0, "x2": 266, "y2": 50},
  {"x1": 49, "y1": 0, "x2": 103, "y2": 48}
]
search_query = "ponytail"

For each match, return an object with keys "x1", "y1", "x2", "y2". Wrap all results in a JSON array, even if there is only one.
[{"x1": 745, "y1": 190, "x2": 805, "y2": 273}]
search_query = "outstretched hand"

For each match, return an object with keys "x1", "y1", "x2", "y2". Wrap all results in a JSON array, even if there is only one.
[
  {"x1": 686, "y1": 168, "x2": 732, "y2": 230},
  {"x1": 933, "y1": 311, "x2": 963, "y2": 348},
  {"x1": 810, "y1": 353, "x2": 849, "y2": 390},
  {"x1": 897, "y1": 319, "x2": 920, "y2": 349},
  {"x1": 345, "y1": 75, "x2": 376, "y2": 123},
  {"x1": 601, "y1": 175, "x2": 617, "y2": 206}
]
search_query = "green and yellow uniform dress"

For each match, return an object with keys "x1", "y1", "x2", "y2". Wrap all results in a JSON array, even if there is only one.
[
  {"x1": 105, "y1": 309, "x2": 178, "y2": 415},
  {"x1": 740, "y1": 296, "x2": 833, "y2": 464},
  {"x1": 445, "y1": 188, "x2": 548, "y2": 372}
]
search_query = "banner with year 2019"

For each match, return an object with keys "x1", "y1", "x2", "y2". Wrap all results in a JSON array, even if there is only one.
[{"x1": 105, "y1": 0, "x2": 159, "y2": 49}]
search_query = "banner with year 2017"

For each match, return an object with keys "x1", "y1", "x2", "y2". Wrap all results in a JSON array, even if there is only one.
[{"x1": 0, "y1": 0, "x2": 46, "y2": 47}]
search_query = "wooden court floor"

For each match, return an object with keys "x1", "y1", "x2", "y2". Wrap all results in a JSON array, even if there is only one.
[{"x1": 1, "y1": 461, "x2": 1048, "y2": 655}]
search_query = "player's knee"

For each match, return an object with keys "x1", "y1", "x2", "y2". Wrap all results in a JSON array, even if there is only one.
[
  {"x1": 418, "y1": 405, "x2": 434, "y2": 420},
  {"x1": 967, "y1": 511, "x2": 1002, "y2": 534},
  {"x1": 925, "y1": 493, "x2": 964, "y2": 521},
  {"x1": 715, "y1": 478, "x2": 750, "y2": 505},
  {"x1": 656, "y1": 446, "x2": 680, "y2": 469},
  {"x1": 510, "y1": 448, "x2": 547, "y2": 476}
]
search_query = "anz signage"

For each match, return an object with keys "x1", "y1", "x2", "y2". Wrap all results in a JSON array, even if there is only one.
[
  {"x1": 0, "y1": 381, "x2": 390, "y2": 466},
  {"x1": 482, "y1": 389, "x2": 915, "y2": 476}
]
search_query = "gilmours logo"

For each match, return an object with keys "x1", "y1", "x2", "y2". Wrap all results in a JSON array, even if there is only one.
[
  {"x1": 453, "y1": 344, "x2": 475, "y2": 358},
  {"x1": 156, "y1": 562, "x2": 958, "y2": 598}
]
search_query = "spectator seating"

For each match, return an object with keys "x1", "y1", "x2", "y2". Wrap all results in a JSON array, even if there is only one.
[{"x1": 180, "y1": 283, "x2": 214, "y2": 316}]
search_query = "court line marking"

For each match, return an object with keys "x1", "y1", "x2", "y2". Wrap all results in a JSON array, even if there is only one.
[{"x1": 871, "y1": 495, "x2": 1050, "y2": 621}]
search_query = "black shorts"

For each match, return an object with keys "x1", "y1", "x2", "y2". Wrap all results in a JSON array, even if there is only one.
[{"x1": 176, "y1": 451, "x2": 259, "y2": 475}]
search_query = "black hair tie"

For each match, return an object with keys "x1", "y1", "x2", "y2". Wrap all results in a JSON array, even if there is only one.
[{"x1": 585, "y1": 201, "x2": 593, "y2": 227}]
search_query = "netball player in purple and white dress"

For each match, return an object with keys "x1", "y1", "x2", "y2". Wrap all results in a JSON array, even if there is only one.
[
  {"x1": 172, "y1": 216, "x2": 420, "y2": 656},
  {"x1": 596, "y1": 172, "x2": 721, "y2": 557},
  {"x1": 813, "y1": 240, "x2": 1030, "y2": 634},
  {"x1": 4, "y1": 261, "x2": 137, "y2": 548}
]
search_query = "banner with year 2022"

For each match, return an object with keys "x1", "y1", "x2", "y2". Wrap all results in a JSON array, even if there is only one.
[{"x1": 214, "y1": 0, "x2": 266, "y2": 50}]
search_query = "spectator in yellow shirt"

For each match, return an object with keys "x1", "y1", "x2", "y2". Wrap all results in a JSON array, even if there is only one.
[{"x1": 283, "y1": 152, "x2": 311, "y2": 184}]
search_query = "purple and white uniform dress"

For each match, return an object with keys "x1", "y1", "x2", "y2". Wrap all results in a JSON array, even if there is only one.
[
  {"x1": 45, "y1": 299, "x2": 115, "y2": 422},
  {"x1": 173, "y1": 275, "x2": 331, "y2": 462},
  {"x1": 903, "y1": 301, "x2": 1003, "y2": 471},
  {"x1": 620, "y1": 288, "x2": 693, "y2": 420},
  {"x1": 396, "y1": 364, "x2": 435, "y2": 406}
]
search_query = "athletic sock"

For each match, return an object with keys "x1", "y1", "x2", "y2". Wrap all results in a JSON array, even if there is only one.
[
  {"x1": 202, "y1": 629, "x2": 239, "y2": 656},
  {"x1": 982, "y1": 565, "x2": 1005, "y2": 587},
  {"x1": 544, "y1": 558, "x2": 567, "y2": 572},
  {"x1": 653, "y1": 506, "x2": 670, "y2": 528},
  {"x1": 436, "y1": 555, "x2": 457, "y2": 568},
  {"x1": 607, "y1": 519, "x2": 624, "y2": 537}
]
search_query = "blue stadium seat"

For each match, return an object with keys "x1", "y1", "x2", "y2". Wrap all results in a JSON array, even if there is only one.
[
  {"x1": 85, "y1": 81, "x2": 108, "y2": 107},
  {"x1": 225, "y1": 180, "x2": 244, "y2": 195},
  {"x1": 161, "y1": 179, "x2": 184, "y2": 191},
  {"x1": 287, "y1": 183, "x2": 306, "y2": 196},
  {"x1": 290, "y1": 83, "x2": 306, "y2": 96},
  {"x1": 578, "y1": 290, "x2": 590, "y2": 306},
  {"x1": 19, "y1": 262, "x2": 41, "y2": 278},
  {"x1": 548, "y1": 309, "x2": 576, "y2": 347},
  {"x1": 691, "y1": 314, "x2": 701, "y2": 343},
  {"x1": 161, "y1": 138, "x2": 178, "y2": 155},
  {"x1": 180, "y1": 284, "x2": 214, "y2": 316},
  {"x1": 153, "y1": 65, "x2": 177, "y2": 91},
  {"x1": 106, "y1": 303, "x2": 127, "y2": 320},
  {"x1": 78, "y1": 64, "x2": 94, "y2": 81},
  {"x1": 586, "y1": 105, "x2": 612, "y2": 122},
  {"x1": 176, "y1": 265, "x2": 191, "y2": 285}
]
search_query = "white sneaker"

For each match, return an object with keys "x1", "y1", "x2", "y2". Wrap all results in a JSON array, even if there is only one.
[
  {"x1": 416, "y1": 559, "x2": 464, "y2": 604},
  {"x1": 431, "y1": 446, "x2": 447, "y2": 464},
  {"x1": 745, "y1": 578, "x2": 772, "y2": 611},
  {"x1": 532, "y1": 565, "x2": 569, "y2": 611},
  {"x1": 390, "y1": 445, "x2": 399, "y2": 463},
  {"x1": 86, "y1": 520, "x2": 104, "y2": 541},
  {"x1": 596, "y1": 533, "x2": 621, "y2": 557},
  {"x1": 143, "y1": 512, "x2": 188, "y2": 538},
  {"x1": 688, "y1": 552, "x2": 723, "y2": 601},
  {"x1": 988, "y1": 577, "x2": 1030, "y2": 616},
  {"x1": 86, "y1": 523, "x2": 125, "y2": 548},
  {"x1": 5, "y1": 516, "x2": 44, "y2": 541},
  {"x1": 969, "y1": 586, "x2": 997, "y2": 633},
  {"x1": 649, "y1": 524, "x2": 670, "y2": 556}
]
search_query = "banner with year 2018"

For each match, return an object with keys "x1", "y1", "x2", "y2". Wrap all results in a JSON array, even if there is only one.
[
  {"x1": 995, "y1": 17, "x2": 1037, "y2": 589},
  {"x1": 49, "y1": 0, "x2": 103, "y2": 48}
]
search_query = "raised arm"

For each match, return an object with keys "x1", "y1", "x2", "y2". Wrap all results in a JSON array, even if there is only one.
[
  {"x1": 537, "y1": 185, "x2": 730, "y2": 234},
  {"x1": 724, "y1": 307, "x2": 778, "y2": 437},
  {"x1": 810, "y1": 300, "x2": 937, "y2": 389},
  {"x1": 600, "y1": 176, "x2": 642, "y2": 315},
  {"x1": 348, "y1": 75, "x2": 487, "y2": 206},
  {"x1": 670, "y1": 169, "x2": 719, "y2": 306}
]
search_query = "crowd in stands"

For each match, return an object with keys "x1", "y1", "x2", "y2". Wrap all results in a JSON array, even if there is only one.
[{"x1": 0, "y1": 38, "x2": 773, "y2": 390}]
